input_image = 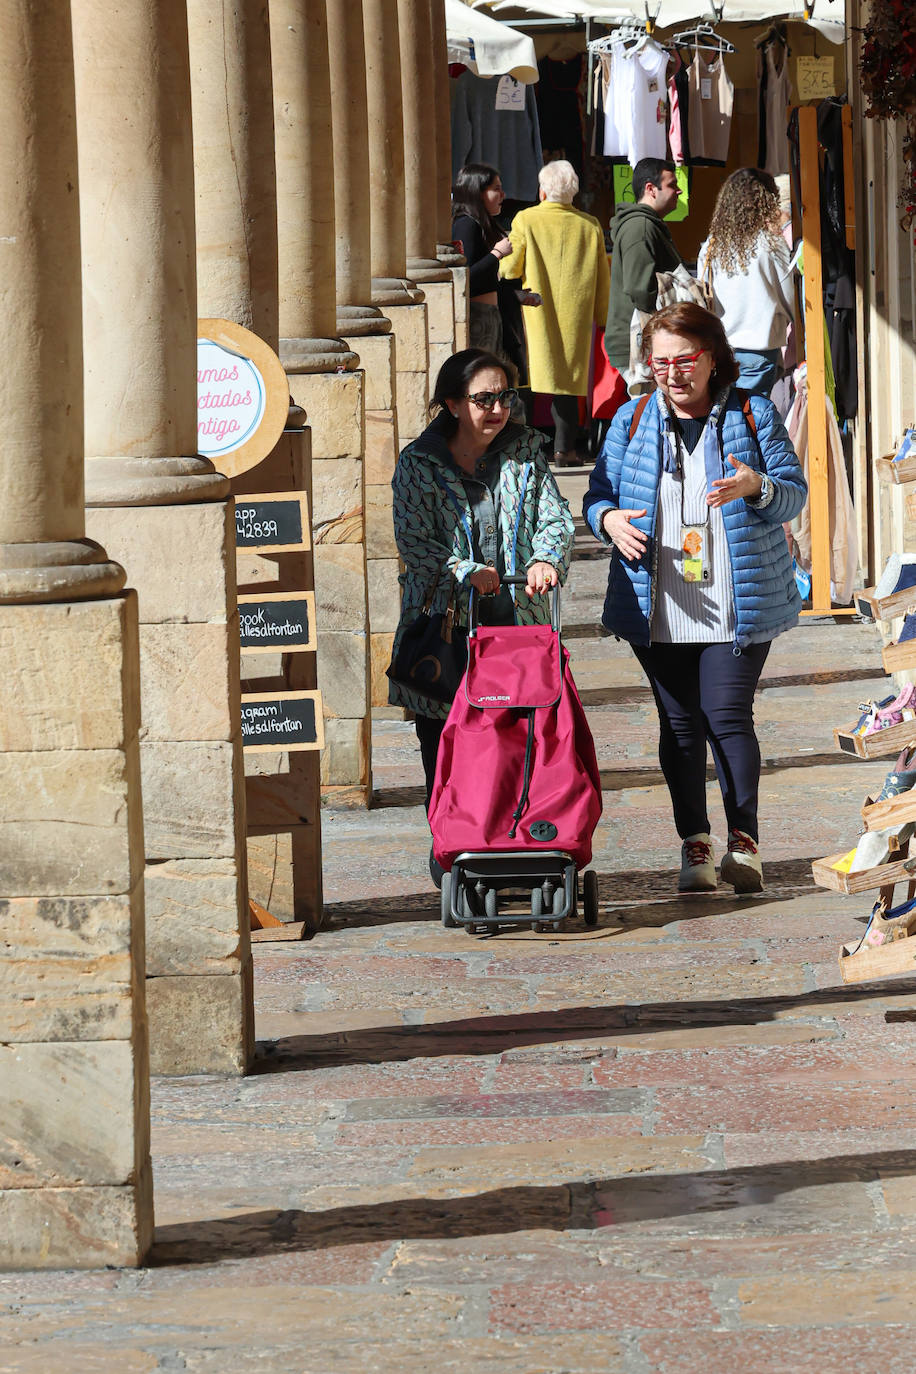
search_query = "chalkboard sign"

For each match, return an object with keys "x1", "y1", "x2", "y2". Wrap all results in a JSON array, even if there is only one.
[
  {"x1": 238, "y1": 591, "x2": 316, "y2": 654},
  {"x1": 240, "y1": 690, "x2": 325, "y2": 753},
  {"x1": 234, "y1": 491, "x2": 311, "y2": 552}
]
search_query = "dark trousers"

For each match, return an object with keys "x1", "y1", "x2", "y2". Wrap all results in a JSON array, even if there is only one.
[
  {"x1": 632, "y1": 640, "x2": 771, "y2": 842},
  {"x1": 415, "y1": 714, "x2": 446, "y2": 809},
  {"x1": 551, "y1": 394, "x2": 580, "y2": 453}
]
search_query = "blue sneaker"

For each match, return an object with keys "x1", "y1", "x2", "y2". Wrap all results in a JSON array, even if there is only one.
[{"x1": 900, "y1": 613, "x2": 916, "y2": 643}]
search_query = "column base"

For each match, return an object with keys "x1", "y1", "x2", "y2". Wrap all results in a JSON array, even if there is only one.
[
  {"x1": 407, "y1": 255, "x2": 452, "y2": 284},
  {"x1": 372, "y1": 276, "x2": 424, "y2": 307},
  {"x1": 0, "y1": 539, "x2": 126, "y2": 603},
  {"x1": 280, "y1": 337, "x2": 359, "y2": 373},
  {"x1": 85, "y1": 455, "x2": 229, "y2": 507},
  {"x1": 336, "y1": 304, "x2": 392, "y2": 337}
]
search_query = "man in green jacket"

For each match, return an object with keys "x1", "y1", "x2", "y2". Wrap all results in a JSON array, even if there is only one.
[{"x1": 605, "y1": 157, "x2": 682, "y2": 371}]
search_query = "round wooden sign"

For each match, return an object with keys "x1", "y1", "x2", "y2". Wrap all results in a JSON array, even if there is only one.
[{"x1": 197, "y1": 318, "x2": 290, "y2": 478}]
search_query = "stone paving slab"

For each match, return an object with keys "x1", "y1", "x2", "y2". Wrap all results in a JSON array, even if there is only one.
[{"x1": 6, "y1": 518, "x2": 916, "y2": 1369}]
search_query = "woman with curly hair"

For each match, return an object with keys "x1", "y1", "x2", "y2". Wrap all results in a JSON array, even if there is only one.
[{"x1": 698, "y1": 167, "x2": 795, "y2": 397}]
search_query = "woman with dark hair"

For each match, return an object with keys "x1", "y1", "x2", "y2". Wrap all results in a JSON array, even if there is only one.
[
  {"x1": 583, "y1": 303, "x2": 806, "y2": 894},
  {"x1": 451, "y1": 164, "x2": 538, "y2": 376},
  {"x1": 698, "y1": 167, "x2": 795, "y2": 397},
  {"x1": 390, "y1": 347, "x2": 573, "y2": 847}
]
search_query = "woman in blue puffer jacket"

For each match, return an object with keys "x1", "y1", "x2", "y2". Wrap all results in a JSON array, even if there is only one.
[{"x1": 584, "y1": 302, "x2": 806, "y2": 896}]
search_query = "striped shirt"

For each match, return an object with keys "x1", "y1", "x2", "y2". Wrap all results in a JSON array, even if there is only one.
[{"x1": 651, "y1": 426, "x2": 736, "y2": 644}]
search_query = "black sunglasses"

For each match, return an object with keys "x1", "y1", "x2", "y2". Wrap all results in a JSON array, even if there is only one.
[{"x1": 465, "y1": 389, "x2": 519, "y2": 411}]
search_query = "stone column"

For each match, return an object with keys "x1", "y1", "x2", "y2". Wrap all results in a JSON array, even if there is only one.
[
  {"x1": 327, "y1": 0, "x2": 400, "y2": 710},
  {"x1": 188, "y1": 0, "x2": 279, "y2": 351},
  {"x1": 0, "y1": 0, "x2": 151, "y2": 1268},
  {"x1": 429, "y1": 0, "x2": 469, "y2": 350},
  {"x1": 364, "y1": 0, "x2": 430, "y2": 448},
  {"x1": 398, "y1": 0, "x2": 457, "y2": 387},
  {"x1": 271, "y1": 0, "x2": 371, "y2": 800},
  {"x1": 74, "y1": 0, "x2": 254, "y2": 1076}
]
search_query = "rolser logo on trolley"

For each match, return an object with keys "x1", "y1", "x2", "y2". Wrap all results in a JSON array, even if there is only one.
[{"x1": 476, "y1": 693, "x2": 511, "y2": 702}]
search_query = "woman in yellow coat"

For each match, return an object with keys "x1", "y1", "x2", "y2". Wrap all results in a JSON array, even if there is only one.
[{"x1": 500, "y1": 160, "x2": 610, "y2": 466}]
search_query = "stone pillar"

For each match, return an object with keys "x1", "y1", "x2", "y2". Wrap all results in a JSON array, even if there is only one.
[
  {"x1": 327, "y1": 0, "x2": 400, "y2": 710},
  {"x1": 364, "y1": 0, "x2": 430, "y2": 448},
  {"x1": 271, "y1": 0, "x2": 371, "y2": 801},
  {"x1": 398, "y1": 0, "x2": 457, "y2": 387},
  {"x1": 188, "y1": 0, "x2": 279, "y2": 351},
  {"x1": 429, "y1": 0, "x2": 470, "y2": 351},
  {"x1": 74, "y1": 0, "x2": 254, "y2": 1076},
  {"x1": 0, "y1": 0, "x2": 151, "y2": 1268}
]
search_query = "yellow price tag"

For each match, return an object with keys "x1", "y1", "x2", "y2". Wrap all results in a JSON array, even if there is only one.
[{"x1": 831, "y1": 849, "x2": 857, "y2": 873}]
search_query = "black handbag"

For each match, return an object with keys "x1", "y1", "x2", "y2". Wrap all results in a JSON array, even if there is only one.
[{"x1": 386, "y1": 591, "x2": 468, "y2": 704}]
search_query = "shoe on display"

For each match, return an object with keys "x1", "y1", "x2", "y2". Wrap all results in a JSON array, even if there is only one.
[
  {"x1": 873, "y1": 748, "x2": 916, "y2": 802},
  {"x1": 849, "y1": 821, "x2": 915, "y2": 873},
  {"x1": 873, "y1": 553, "x2": 916, "y2": 601},
  {"x1": 720, "y1": 828, "x2": 764, "y2": 893},
  {"x1": 845, "y1": 892, "x2": 916, "y2": 956},
  {"x1": 867, "y1": 681, "x2": 916, "y2": 732},
  {"x1": 852, "y1": 694, "x2": 895, "y2": 736},
  {"x1": 898, "y1": 613, "x2": 916, "y2": 644},
  {"x1": 678, "y1": 833, "x2": 716, "y2": 892},
  {"x1": 892, "y1": 428, "x2": 916, "y2": 463}
]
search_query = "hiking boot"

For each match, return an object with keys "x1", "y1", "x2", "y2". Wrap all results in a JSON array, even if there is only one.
[
  {"x1": 679, "y1": 833, "x2": 716, "y2": 892},
  {"x1": 720, "y1": 829, "x2": 763, "y2": 893}
]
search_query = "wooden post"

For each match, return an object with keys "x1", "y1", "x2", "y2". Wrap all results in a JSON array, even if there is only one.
[{"x1": 798, "y1": 104, "x2": 832, "y2": 614}]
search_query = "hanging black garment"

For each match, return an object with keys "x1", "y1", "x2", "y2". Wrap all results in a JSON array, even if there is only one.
[{"x1": 535, "y1": 56, "x2": 586, "y2": 178}]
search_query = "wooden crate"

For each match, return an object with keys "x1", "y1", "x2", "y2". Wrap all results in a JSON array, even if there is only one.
[
  {"x1": 907, "y1": 491, "x2": 916, "y2": 522},
  {"x1": 834, "y1": 715, "x2": 916, "y2": 758},
  {"x1": 883, "y1": 638, "x2": 916, "y2": 673},
  {"x1": 855, "y1": 584, "x2": 916, "y2": 622},
  {"x1": 839, "y1": 931, "x2": 916, "y2": 983},
  {"x1": 812, "y1": 851, "x2": 916, "y2": 894},
  {"x1": 876, "y1": 452, "x2": 916, "y2": 485},
  {"x1": 861, "y1": 788, "x2": 916, "y2": 831}
]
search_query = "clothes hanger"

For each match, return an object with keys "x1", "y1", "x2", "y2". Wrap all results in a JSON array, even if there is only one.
[{"x1": 671, "y1": 21, "x2": 736, "y2": 55}]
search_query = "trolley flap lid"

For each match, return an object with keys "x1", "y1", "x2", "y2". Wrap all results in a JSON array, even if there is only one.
[{"x1": 464, "y1": 624, "x2": 562, "y2": 709}]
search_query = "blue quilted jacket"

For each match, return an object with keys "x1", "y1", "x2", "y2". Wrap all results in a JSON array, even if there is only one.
[{"x1": 583, "y1": 389, "x2": 807, "y2": 649}]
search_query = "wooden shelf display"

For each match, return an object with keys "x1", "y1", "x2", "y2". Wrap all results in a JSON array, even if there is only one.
[
  {"x1": 834, "y1": 715, "x2": 916, "y2": 759},
  {"x1": 875, "y1": 451, "x2": 916, "y2": 485},
  {"x1": 812, "y1": 851, "x2": 916, "y2": 896},
  {"x1": 839, "y1": 933, "x2": 916, "y2": 984},
  {"x1": 882, "y1": 637, "x2": 916, "y2": 674},
  {"x1": 855, "y1": 584, "x2": 916, "y2": 623}
]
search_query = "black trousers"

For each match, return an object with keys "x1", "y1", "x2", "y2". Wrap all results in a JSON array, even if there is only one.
[
  {"x1": 632, "y1": 640, "x2": 771, "y2": 842},
  {"x1": 551, "y1": 394, "x2": 580, "y2": 453},
  {"x1": 415, "y1": 714, "x2": 446, "y2": 809}
]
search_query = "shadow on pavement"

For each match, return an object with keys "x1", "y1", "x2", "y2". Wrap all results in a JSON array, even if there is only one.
[
  {"x1": 251, "y1": 976, "x2": 916, "y2": 1075},
  {"x1": 151, "y1": 1148, "x2": 916, "y2": 1265}
]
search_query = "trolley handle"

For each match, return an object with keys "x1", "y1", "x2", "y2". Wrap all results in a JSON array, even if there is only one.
[{"x1": 468, "y1": 573, "x2": 560, "y2": 636}]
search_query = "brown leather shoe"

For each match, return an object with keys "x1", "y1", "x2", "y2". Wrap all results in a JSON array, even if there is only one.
[{"x1": 553, "y1": 450, "x2": 580, "y2": 467}]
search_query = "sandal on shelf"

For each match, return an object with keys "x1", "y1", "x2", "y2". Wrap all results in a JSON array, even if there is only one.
[
  {"x1": 844, "y1": 893, "x2": 916, "y2": 957},
  {"x1": 873, "y1": 747, "x2": 916, "y2": 802},
  {"x1": 852, "y1": 695, "x2": 895, "y2": 736}
]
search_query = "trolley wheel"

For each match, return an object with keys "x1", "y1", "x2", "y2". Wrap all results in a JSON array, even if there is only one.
[
  {"x1": 552, "y1": 920, "x2": 563, "y2": 933},
  {"x1": 552, "y1": 885, "x2": 565, "y2": 917},
  {"x1": 531, "y1": 886, "x2": 544, "y2": 919},
  {"x1": 484, "y1": 886, "x2": 498, "y2": 920},
  {"x1": 583, "y1": 869, "x2": 599, "y2": 927},
  {"x1": 441, "y1": 872, "x2": 456, "y2": 928}
]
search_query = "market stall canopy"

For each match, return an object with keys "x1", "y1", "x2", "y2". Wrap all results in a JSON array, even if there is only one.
[
  {"x1": 468, "y1": 0, "x2": 845, "y2": 43},
  {"x1": 445, "y1": 0, "x2": 540, "y2": 82}
]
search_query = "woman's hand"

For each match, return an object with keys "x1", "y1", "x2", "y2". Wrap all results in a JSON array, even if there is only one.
[
  {"x1": 468, "y1": 567, "x2": 500, "y2": 595},
  {"x1": 519, "y1": 290, "x2": 541, "y2": 307},
  {"x1": 492, "y1": 235, "x2": 512, "y2": 260},
  {"x1": 526, "y1": 562, "x2": 558, "y2": 595},
  {"x1": 602, "y1": 508, "x2": 649, "y2": 561},
  {"x1": 707, "y1": 455, "x2": 764, "y2": 508}
]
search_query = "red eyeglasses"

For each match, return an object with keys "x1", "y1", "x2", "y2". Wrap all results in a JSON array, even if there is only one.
[{"x1": 648, "y1": 349, "x2": 706, "y2": 375}]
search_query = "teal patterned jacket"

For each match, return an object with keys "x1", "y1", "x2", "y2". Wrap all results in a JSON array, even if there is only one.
[{"x1": 389, "y1": 419, "x2": 575, "y2": 718}]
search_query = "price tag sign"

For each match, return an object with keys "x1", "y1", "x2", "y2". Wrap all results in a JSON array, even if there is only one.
[
  {"x1": 796, "y1": 55, "x2": 837, "y2": 101},
  {"x1": 197, "y1": 318, "x2": 290, "y2": 478}
]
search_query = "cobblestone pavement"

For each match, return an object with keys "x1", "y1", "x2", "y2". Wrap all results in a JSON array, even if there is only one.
[{"x1": 6, "y1": 473, "x2": 916, "y2": 1371}]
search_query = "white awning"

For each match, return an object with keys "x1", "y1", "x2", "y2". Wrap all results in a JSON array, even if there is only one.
[
  {"x1": 445, "y1": 0, "x2": 540, "y2": 83},
  {"x1": 468, "y1": 0, "x2": 846, "y2": 44}
]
